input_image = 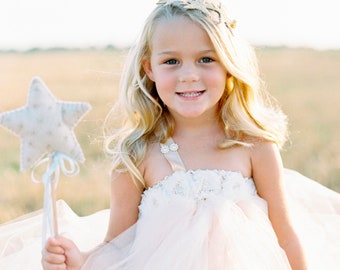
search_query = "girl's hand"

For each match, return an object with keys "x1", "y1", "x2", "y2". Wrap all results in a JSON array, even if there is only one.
[{"x1": 41, "y1": 236, "x2": 84, "y2": 270}]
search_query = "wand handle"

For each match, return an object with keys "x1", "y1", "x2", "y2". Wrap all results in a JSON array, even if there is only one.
[{"x1": 51, "y1": 182, "x2": 59, "y2": 236}]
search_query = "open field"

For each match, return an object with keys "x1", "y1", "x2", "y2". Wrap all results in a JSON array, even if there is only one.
[{"x1": 0, "y1": 48, "x2": 339, "y2": 223}]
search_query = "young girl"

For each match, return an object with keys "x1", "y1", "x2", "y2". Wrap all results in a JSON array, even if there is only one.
[{"x1": 2, "y1": 0, "x2": 340, "y2": 269}]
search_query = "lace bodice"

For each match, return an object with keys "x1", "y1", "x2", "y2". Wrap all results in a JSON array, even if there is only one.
[
  {"x1": 139, "y1": 169, "x2": 258, "y2": 216},
  {"x1": 138, "y1": 139, "x2": 260, "y2": 217}
]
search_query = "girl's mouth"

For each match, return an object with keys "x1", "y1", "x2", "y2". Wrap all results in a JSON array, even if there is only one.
[{"x1": 176, "y1": 90, "x2": 205, "y2": 98}]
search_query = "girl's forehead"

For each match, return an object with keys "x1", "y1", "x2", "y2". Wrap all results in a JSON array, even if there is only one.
[
  {"x1": 152, "y1": 16, "x2": 206, "y2": 41},
  {"x1": 150, "y1": 17, "x2": 214, "y2": 53},
  {"x1": 154, "y1": 15, "x2": 194, "y2": 30}
]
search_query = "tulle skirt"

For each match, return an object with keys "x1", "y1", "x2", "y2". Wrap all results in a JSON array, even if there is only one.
[{"x1": 1, "y1": 169, "x2": 340, "y2": 269}]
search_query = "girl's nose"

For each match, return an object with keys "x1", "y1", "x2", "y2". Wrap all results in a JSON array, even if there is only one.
[{"x1": 178, "y1": 64, "x2": 200, "y2": 82}]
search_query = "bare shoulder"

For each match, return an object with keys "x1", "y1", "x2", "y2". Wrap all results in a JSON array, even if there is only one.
[
  {"x1": 249, "y1": 140, "x2": 284, "y2": 197},
  {"x1": 250, "y1": 140, "x2": 281, "y2": 161},
  {"x1": 240, "y1": 137, "x2": 282, "y2": 172},
  {"x1": 110, "y1": 170, "x2": 144, "y2": 199},
  {"x1": 140, "y1": 141, "x2": 174, "y2": 187}
]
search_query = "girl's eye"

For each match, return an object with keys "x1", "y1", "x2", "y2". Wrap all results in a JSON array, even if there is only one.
[
  {"x1": 165, "y1": 59, "x2": 178, "y2": 65},
  {"x1": 199, "y1": 57, "x2": 214, "y2": 63}
]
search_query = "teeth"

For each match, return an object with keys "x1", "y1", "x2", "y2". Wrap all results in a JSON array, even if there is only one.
[{"x1": 178, "y1": 91, "x2": 202, "y2": 97}]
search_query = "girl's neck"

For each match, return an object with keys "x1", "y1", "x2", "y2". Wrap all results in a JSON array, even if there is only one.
[{"x1": 171, "y1": 114, "x2": 225, "y2": 143}]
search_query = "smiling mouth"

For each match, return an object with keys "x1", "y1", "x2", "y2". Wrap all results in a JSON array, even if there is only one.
[{"x1": 176, "y1": 90, "x2": 205, "y2": 97}]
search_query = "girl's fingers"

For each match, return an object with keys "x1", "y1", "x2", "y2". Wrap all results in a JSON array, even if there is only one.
[
  {"x1": 42, "y1": 236, "x2": 83, "y2": 269},
  {"x1": 44, "y1": 237, "x2": 64, "y2": 254},
  {"x1": 41, "y1": 260, "x2": 66, "y2": 270},
  {"x1": 42, "y1": 237, "x2": 66, "y2": 269},
  {"x1": 42, "y1": 250, "x2": 66, "y2": 264}
]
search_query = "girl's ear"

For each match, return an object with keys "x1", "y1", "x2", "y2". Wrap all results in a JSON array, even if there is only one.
[{"x1": 142, "y1": 60, "x2": 155, "y2": 81}]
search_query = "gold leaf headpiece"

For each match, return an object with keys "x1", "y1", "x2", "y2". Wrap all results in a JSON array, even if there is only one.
[{"x1": 157, "y1": 0, "x2": 236, "y2": 30}]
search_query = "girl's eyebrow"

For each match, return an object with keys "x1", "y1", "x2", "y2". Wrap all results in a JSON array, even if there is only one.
[
  {"x1": 157, "y1": 49, "x2": 216, "y2": 55},
  {"x1": 157, "y1": 51, "x2": 176, "y2": 55}
]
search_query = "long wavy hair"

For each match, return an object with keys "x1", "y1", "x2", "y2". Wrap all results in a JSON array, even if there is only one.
[{"x1": 104, "y1": 0, "x2": 288, "y2": 186}]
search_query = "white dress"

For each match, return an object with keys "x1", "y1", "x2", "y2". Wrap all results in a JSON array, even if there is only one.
[{"x1": 1, "y1": 140, "x2": 340, "y2": 269}]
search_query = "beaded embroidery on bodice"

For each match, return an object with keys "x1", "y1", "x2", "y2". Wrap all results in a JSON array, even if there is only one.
[{"x1": 138, "y1": 139, "x2": 259, "y2": 216}]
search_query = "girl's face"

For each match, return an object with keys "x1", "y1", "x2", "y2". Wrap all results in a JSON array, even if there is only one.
[{"x1": 143, "y1": 16, "x2": 227, "y2": 120}]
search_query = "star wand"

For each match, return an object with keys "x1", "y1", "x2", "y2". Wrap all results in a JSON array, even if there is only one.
[{"x1": 0, "y1": 77, "x2": 91, "y2": 244}]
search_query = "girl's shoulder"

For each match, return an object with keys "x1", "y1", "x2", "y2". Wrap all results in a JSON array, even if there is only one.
[
  {"x1": 247, "y1": 138, "x2": 283, "y2": 182},
  {"x1": 246, "y1": 137, "x2": 280, "y2": 159},
  {"x1": 240, "y1": 135, "x2": 278, "y2": 149},
  {"x1": 139, "y1": 141, "x2": 174, "y2": 188},
  {"x1": 236, "y1": 136, "x2": 281, "y2": 168}
]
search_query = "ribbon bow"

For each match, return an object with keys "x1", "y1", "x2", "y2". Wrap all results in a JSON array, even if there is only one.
[{"x1": 32, "y1": 151, "x2": 80, "y2": 245}]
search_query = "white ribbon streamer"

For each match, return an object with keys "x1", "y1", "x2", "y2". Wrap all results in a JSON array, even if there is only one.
[{"x1": 31, "y1": 151, "x2": 80, "y2": 245}]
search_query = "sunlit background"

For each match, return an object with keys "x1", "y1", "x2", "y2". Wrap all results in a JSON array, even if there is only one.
[{"x1": 1, "y1": 0, "x2": 339, "y2": 51}]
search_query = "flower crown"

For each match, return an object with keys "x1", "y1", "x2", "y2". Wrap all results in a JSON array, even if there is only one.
[{"x1": 157, "y1": 0, "x2": 236, "y2": 30}]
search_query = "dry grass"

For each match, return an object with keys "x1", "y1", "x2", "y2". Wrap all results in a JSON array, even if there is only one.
[
  {"x1": 0, "y1": 48, "x2": 339, "y2": 224},
  {"x1": 257, "y1": 48, "x2": 340, "y2": 190}
]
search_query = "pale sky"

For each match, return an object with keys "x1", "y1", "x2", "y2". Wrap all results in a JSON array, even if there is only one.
[{"x1": 0, "y1": 0, "x2": 339, "y2": 51}]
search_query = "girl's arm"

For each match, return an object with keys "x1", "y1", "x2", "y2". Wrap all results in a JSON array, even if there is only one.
[
  {"x1": 104, "y1": 171, "x2": 144, "y2": 241},
  {"x1": 251, "y1": 141, "x2": 308, "y2": 270},
  {"x1": 42, "y1": 171, "x2": 143, "y2": 270},
  {"x1": 81, "y1": 171, "x2": 144, "y2": 264}
]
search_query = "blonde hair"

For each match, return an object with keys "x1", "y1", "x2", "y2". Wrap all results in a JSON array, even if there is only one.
[{"x1": 104, "y1": 0, "x2": 288, "y2": 186}]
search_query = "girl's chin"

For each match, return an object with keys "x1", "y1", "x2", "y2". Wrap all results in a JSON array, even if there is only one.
[
  {"x1": 172, "y1": 109, "x2": 211, "y2": 119},
  {"x1": 168, "y1": 104, "x2": 218, "y2": 120}
]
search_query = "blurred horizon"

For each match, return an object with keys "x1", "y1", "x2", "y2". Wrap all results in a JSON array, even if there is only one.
[{"x1": 1, "y1": 44, "x2": 340, "y2": 55}]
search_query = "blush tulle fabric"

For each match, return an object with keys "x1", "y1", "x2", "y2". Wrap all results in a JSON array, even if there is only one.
[{"x1": 1, "y1": 162, "x2": 340, "y2": 269}]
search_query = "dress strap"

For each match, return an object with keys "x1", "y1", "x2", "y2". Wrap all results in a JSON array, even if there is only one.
[{"x1": 160, "y1": 138, "x2": 186, "y2": 172}]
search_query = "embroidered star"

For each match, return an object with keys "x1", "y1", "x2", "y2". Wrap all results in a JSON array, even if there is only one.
[{"x1": 0, "y1": 77, "x2": 91, "y2": 171}]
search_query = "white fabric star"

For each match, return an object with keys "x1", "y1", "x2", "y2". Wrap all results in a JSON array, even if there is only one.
[{"x1": 0, "y1": 77, "x2": 91, "y2": 171}]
